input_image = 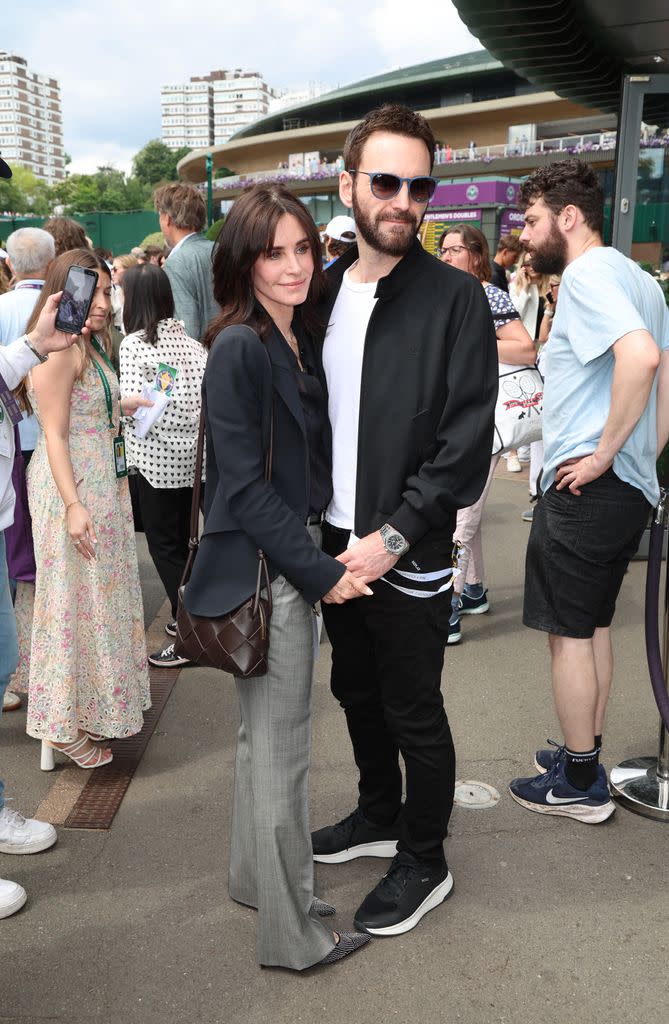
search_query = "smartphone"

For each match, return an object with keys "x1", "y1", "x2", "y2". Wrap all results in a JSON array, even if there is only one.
[
  {"x1": 546, "y1": 290, "x2": 554, "y2": 304},
  {"x1": 55, "y1": 265, "x2": 99, "y2": 335}
]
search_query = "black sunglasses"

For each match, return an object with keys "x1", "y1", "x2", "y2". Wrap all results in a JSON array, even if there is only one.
[{"x1": 349, "y1": 170, "x2": 437, "y2": 204}]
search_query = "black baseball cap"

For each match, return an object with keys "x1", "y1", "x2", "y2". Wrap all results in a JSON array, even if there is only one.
[{"x1": 0, "y1": 155, "x2": 12, "y2": 179}]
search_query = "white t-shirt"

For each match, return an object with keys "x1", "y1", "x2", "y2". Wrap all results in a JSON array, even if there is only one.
[{"x1": 323, "y1": 267, "x2": 377, "y2": 529}]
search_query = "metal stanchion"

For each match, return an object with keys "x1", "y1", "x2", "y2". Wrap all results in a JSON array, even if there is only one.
[{"x1": 610, "y1": 490, "x2": 669, "y2": 821}]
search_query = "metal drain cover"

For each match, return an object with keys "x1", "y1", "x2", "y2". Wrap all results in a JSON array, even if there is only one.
[{"x1": 454, "y1": 780, "x2": 500, "y2": 809}]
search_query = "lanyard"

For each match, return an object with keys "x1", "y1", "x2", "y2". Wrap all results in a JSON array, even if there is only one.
[{"x1": 89, "y1": 337, "x2": 116, "y2": 431}]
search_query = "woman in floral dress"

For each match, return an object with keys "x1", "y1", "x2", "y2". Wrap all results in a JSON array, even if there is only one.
[{"x1": 15, "y1": 249, "x2": 152, "y2": 768}]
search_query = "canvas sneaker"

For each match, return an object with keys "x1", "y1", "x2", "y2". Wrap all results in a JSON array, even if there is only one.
[
  {"x1": 312, "y1": 807, "x2": 400, "y2": 864},
  {"x1": 148, "y1": 643, "x2": 190, "y2": 668},
  {"x1": 353, "y1": 851, "x2": 454, "y2": 936},
  {"x1": 0, "y1": 806, "x2": 57, "y2": 855},
  {"x1": 459, "y1": 589, "x2": 489, "y2": 615},
  {"x1": 164, "y1": 621, "x2": 177, "y2": 637},
  {"x1": 509, "y1": 761, "x2": 615, "y2": 824},
  {"x1": 0, "y1": 878, "x2": 27, "y2": 919}
]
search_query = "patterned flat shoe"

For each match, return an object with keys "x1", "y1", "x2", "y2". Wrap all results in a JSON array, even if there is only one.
[
  {"x1": 319, "y1": 930, "x2": 370, "y2": 965},
  {"x1": 312, "y1": 897, "x2": 336, "y2": 916}
]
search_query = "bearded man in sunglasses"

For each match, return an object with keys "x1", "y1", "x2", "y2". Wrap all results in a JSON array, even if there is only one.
[{"x1": 312, "y1": 104, "x2": 498, "y2": 936}]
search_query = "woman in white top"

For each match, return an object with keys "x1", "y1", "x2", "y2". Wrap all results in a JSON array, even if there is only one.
[
  {"x1": 119, "y1": 263, "x2": 207, "y2": 663},
  {"x1": 509, "y1": 252, "x2": 550, "y2": 342}
]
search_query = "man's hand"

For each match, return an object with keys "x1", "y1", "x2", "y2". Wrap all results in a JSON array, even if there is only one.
[
  {"x1": 555, "y1": 451, "x2": 612, "y2": 495},
  {"x1": 336, "y1": 530, "x2": 400, "y2": 583},
  {"x1": 27, "y1": 292, "x2": 90, "y2": 355}
]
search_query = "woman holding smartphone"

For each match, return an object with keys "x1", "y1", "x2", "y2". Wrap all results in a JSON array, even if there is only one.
[
  {"x1": 13, "y1": 248, "x2": 152, "y2": 769},
  {"x1": 185, "y1": 183, "x2": 372, "y2": 969}
]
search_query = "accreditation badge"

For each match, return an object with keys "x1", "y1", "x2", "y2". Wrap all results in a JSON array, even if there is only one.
[{"x1": 113, "y1": 434, "x2": 128, "y2": 478}]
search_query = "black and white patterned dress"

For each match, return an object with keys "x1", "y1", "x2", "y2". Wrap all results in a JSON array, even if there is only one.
[{"x1": 119, "y1": 318, "x2": 207, "y2": 488}]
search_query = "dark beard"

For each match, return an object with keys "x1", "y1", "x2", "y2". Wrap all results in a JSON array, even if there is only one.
[
  {"x1": 530, "y1": 220, "x2": 568, "y2": 275},
  {"x1": 351, "y1": 188, "x2": 420, "y2": 258}
]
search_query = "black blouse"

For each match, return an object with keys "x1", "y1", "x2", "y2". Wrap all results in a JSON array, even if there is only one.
[{"x1": 281, "y1": 334, "x2": 331, "y2": 516}]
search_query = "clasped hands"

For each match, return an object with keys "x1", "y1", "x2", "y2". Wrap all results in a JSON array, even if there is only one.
[{"x1": 322, "y1": 530, "x2": 399, "y2": 605}]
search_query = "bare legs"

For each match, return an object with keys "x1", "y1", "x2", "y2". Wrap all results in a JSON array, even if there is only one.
[{"x1": 549, "y1": 627, "x2": 612, "y2": 749}]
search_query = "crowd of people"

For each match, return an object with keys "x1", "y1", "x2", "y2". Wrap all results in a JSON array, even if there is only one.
[{"x1": 0, "y1": 104, "x2": 668, "y2": 976}]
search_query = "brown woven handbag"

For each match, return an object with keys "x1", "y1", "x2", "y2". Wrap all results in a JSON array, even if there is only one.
[{"x1": 173, "y1": 407, "x2": 274, "y2": 677}]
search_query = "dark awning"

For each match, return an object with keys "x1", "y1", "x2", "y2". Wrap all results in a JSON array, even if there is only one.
[{"x1": 453, "y1": 1, "x2": 669, "y2": 119}]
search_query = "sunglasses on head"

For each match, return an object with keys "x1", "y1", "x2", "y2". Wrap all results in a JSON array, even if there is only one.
[{"x1": 349, "y1": 170, "x2": 437, "y2": 204}]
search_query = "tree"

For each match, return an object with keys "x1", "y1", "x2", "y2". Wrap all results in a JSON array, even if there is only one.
[
  {"x1": 0, "y1": 166, "x2": 52, "y2": 215},
  {"x1": 50, "y1": 166, "x2": 151, "y2": 214},
  {"x1": 132, "y1": 140, "x2": 191, "y2": 186}
]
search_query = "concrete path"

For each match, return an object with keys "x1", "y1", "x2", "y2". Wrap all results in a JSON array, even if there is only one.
[{"x1": 3, "y1": 477, "x2": 667, "y2": 1024}]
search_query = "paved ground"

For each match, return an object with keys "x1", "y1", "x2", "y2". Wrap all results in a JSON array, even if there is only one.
[{"x1": 3, "y1": 474, "x2": 668, "y2": 1024}]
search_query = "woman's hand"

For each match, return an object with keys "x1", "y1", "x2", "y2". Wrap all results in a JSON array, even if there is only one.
[
  {"x1": 67, "y1": 502, "x2": 98, "y2": 560},
  {"x1": 322, "y1": 570, "x2": 374, "y2": 604},
  {"x1": 120, "y1": 393, "x2": 154, "y2": 417},
  {"x1": 27, "y1": 292, "x2": 91, "y2": 355}
]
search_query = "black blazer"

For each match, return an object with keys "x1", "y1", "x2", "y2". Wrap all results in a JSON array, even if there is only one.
[
  {"x1": 320, "y1": 240, "x2": 498, "y2": 544},
  {"x1": 184, "y1": 321, "x2": 345, "y2": 617}
]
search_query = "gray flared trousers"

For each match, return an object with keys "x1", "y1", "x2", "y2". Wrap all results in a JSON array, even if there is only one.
[{"x1": 228, "y1": 528, "x2": 335, "y2": 969}]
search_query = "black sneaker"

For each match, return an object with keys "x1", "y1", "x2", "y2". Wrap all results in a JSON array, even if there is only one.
[
  {"x1": 164, "y1": 620, "x2": 177, "y2": 637},
  {"x1": 148, "y1": 643, "x2": 190, "y2": 668},
  {"x1": 353, "y1": 851, "x2": 454, "y2": 936},
  {"x1": 311, "y1": 807, "x2": 400, "y2": 864}
]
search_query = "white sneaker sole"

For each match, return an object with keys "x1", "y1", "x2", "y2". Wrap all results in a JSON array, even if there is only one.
[
  {"x1": 355, "y1": 872, "x2": 454, "y2": 936},
  {"x1": 0, "y1": 830, "x2": 57, "y2": 855},
  {"x1": 533, "y1": 758, "x2": 549, "y2": 774},
  {"x1": 0, "y1": 887, "x2": 27, "y2": 918},
  {"x1": 313, "y1": 840, "x2": 399, "y2": 864},
  {"x1": 509, "y1": 789, "x2": 616, "y2": 823},
  {"x1": 447, "y1": 630, "x2": 461, "y2": 645}
]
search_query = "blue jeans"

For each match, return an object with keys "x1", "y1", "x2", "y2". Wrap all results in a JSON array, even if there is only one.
[{"x1": 0, "y1": 533, "x2": 19, "y2": 811}]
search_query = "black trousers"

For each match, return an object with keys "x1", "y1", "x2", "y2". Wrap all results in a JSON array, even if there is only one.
[
  {"x1": 135, "y1": 473, "x2": 193, "y2": 619},
  {"x1": 321, "y1": 523, "x2": 456, "y2": 866}
]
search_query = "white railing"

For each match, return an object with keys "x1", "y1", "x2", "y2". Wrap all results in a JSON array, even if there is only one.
[{"x1": 197, "y1": 129, "x2": 669, "y2": 191}]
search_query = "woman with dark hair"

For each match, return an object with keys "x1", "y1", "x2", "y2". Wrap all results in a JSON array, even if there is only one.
[
  {"x1": 439, "y1": 224, "x2": 536, "y2": 644},
  {"x1": 12, "y1": 248, "x2": 152, "y2": 769},
  {"x1": 119, "y1": 263, "x2": 206, "y2": 657},
  {"x1": 186, "y1": 182, "x2": 372, "y2": 969}
]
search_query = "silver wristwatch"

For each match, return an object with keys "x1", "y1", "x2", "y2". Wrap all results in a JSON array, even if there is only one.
[{"x1": 380, "y1": 523, "x2": 410, "y2": 557}]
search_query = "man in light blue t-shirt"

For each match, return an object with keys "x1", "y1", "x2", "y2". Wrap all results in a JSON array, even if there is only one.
[{"x1": 508, "y1": 159, "x2": 669, "y2": 824}]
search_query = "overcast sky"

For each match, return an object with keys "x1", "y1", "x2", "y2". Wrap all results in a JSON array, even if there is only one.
[{"x1": 2, "y1": 1, "x2": 483, "y2": 176}]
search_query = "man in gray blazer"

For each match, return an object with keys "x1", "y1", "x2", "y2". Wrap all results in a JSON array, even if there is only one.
[{"x1": 154, "y1": 182, "x2": 220, "y2": 342}]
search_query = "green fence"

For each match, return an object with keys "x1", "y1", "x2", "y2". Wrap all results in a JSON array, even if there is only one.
[{"x1": 0, "y1": 210, "x2": 160, "y2": 256}]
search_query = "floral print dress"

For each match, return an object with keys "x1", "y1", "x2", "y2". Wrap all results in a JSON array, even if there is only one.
[{"x1": 15, "y1": 354, "x2": 151, "y2": 742}]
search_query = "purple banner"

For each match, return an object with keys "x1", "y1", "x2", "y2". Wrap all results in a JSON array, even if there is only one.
[
  {"x1": 430, "y1": 179, "x2": 520, "y2": 208},
  {"x1": 499, "y1": 208, "x2": 526, "y2": 235}
]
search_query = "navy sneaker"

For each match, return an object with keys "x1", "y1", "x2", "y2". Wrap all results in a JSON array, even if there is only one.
[
  {"x1": 459, "y1": 589, "x2": 489, "y2": 615},
  {"x1": 534, "y1": 738, "x2": 566, "y2": 774},
  {"x1": 311, "y1": 807, "x2": 400, "y2": 864},
  {"x1": 353, "y1": 851, "x2": 454, "y2": 936},
  {"x1": 509, "y1": 761, "x2": 615, "y2": 824},
  {"x1": 447, "y1": 600, "x2": 461, "y2": 645}
]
